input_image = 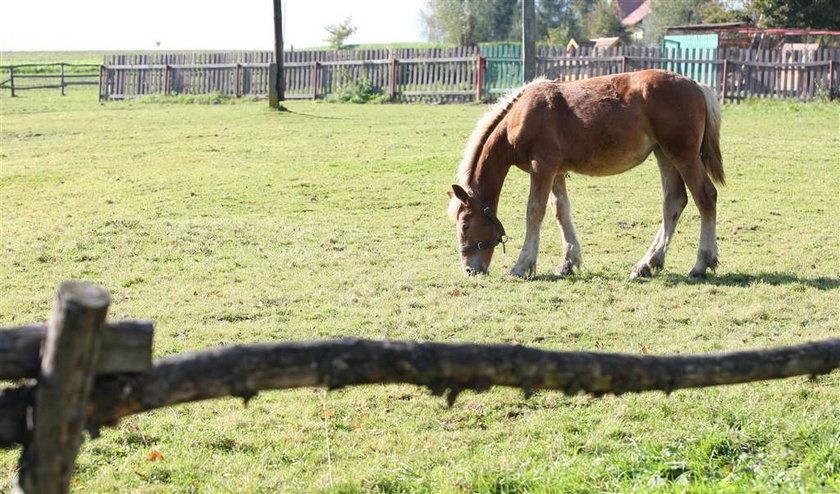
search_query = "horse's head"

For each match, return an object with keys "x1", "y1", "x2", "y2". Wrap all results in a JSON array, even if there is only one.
[{"x1": 447, "y1": 184, "x2": 507, "y2": 276}]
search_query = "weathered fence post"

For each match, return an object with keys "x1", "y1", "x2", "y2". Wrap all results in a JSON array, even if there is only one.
[
  {"x1": 720, "y1": 58, "x2": 729, "y2": 104},
  {"x1": 389, "y1": 58, "x2": 398, "y2": 100},
  {"x1": 475, "y1": 56, "x2": 486, "y2": 102},
  {"x1": 98, "y1": 65, "x2": 105, "y2": 103},
  {"x1": 235, "y1": 63, "x2": 242, "y2": 98},
  {"x1": 15, "y1": 282, "x2": 111, "y2": 494},
  {"x1": 60, "y1": 64, "x2": 65, "y2": 96},
  {"x1": 9, "y1": 66, "x2": 15, "y2": 97},
  {"x1": 268, "y1": 63, "x2": 278, "y2": 107},
  {"x1": 311, "y1": 61, "x2": 321, "y2": 100},
  {"x1": 829, "y1": 60, "x2": 835, "y2": 101},
  {"x1": 164, "y1": 64, "x2": 171, "y2": 95}
]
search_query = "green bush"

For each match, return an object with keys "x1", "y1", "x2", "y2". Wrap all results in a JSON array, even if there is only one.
[{"x1": 328, "y1": 77, "x2": 390, "y2": 104}]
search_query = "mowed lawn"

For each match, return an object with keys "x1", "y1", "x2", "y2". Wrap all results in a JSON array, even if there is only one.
[{"x1": 1, "y1": 88, "x2": 838, "y2": 492}]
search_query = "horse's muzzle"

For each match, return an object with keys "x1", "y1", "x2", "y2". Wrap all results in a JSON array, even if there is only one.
[{"x1": 464, "y1": 265, "x2": 488, "y2": 276}]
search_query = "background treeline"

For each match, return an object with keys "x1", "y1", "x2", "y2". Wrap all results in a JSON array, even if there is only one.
[{"x1": 421, "y1": 0, "x2": 840, "y2": 46}]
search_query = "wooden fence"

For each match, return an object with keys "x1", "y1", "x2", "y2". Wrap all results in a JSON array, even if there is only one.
[
  {"x1": 102, "y1": 47, "x2": 480, "y2": 65},
  {"x1": 99, "y1": 63, "x2": 271, "y2": 100},
  {"x1": 100, "y1": 50, "x2": 838, "y2": 103},
  {"x1": 1, "y1": 281, "x2": 839, "y2": 492},
  {"x1": 1, "y1": 63, "x2": 100, "y2": 97}
]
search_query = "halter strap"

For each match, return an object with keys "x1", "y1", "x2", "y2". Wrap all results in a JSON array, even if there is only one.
[{"x1": 460, "y1": 200, "x2": 508, "y2": 254}]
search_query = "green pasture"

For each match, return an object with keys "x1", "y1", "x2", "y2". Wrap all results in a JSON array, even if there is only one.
[{"x1": 0, "y1": 87, "x2": 838, "y2": 492}]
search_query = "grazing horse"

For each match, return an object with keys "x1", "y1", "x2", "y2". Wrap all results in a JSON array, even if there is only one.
[{"x1": 448, "y1": 69, "x2": 724, "y2": 279}]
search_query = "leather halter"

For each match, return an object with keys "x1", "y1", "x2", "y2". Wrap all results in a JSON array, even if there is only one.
[{"x1": 460, "y1": 198, "x2": 508, "y2": 254}]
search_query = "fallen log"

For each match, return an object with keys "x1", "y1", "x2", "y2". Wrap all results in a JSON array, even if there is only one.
[{"x1": 1, "y1": 337, "x2": 838, "y2": 448}]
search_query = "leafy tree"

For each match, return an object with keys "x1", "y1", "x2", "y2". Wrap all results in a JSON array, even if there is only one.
[
  {"x1": 324, "y1": 17, "x2": 357, "y2": 50},
  {"x1": 537, "y1": 0, "x2": 600, "y2": 44},
  {"x1": 644, "y1": 0, "x2": 713, "y2": 42},
  {"x1": 751, "y1": 0, "x2": 840, "y2": 29},
  {"x1": 699, "y1": 1, "x2": 753, "y2": 24},
  {"x1": 537, "y1": 0, "x2": 583, "y2": 42},
  {"x1": 422, "y1": 0, "x2": 520, "y2": 44},
  {"x1": 486, "y1": 0, "x2": 522, "y2": 41},
  {"x1": 545, "y1": 25, "x2": 573, "y2": 46},
  {"x1": 587, "y1": 1, "x2": 629, "y2": 40}
]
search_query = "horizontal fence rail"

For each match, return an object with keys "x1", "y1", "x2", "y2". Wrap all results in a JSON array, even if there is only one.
[
  {"x1": 1, "y1": 63, "x2": 100, "y2": 96},
  {"x1": 99, "y1": 47, "x2": 839, "y2": 103}
]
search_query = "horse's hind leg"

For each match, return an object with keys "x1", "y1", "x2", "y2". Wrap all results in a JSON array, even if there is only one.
[
  {"x1": 674, "y1": 156, "x2": 719, "y2": 278},
  {"x1": 631, "y1": 149, "x2": 688, "y2": 279},
  {"x1": 551, "y1": 173, "x2": 582, "y2": 276}
]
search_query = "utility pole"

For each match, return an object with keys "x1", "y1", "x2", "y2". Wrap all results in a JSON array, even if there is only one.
[
  {"x1": 522, "y1": 0, "x2": 536, "y2": 82},
  {"x1": 270, "y1": 0, "x2": 285, "y2": 108}
]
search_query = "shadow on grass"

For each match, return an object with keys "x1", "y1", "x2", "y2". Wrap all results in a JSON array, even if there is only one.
[
  {"x1": 524, "y1": 271, "x2": 839, "y2": 290},
  {"x1": 528, "y1": 271, "x2": 611, "y2": 283},
  {"x1": 660, "y1": 272, "x2": 839, "y2": 290},
  {"x1": 282, "y1": 109, "x2": 349, "y2": 120}
]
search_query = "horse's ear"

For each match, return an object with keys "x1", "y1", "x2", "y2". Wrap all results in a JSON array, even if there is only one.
[{"x1": 451, "y1": 184, "x2": 470, "y2": 205}]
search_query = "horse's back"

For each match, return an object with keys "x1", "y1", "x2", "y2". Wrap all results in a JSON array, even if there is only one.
[{"x1": 506, "y1": 70, "x2": 706, "y2": 175}]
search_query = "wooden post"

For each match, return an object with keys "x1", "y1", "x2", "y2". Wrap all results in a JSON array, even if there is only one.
[
  {"x1": 15, "y1": 282, "x2": 111, "y2": 494},
  {"x1": 720, "y1": 58, "x2": 729, "y2": 104},
  {"x1": 98, "y1": 65, "x2": 104, "y2": 103},
  {"x1": 60, "y1": 64, "x2": 65, "y2": 96},
  {"x1": 269, "y1": 63, "x2": 278, "y2": 106},
  {"x1": 164, "y1": 65, "x2": 171, "y2": 94},
  {"x1": 311, "y1": 61, "x2": 320, "y2": 100},
  {"x1": 622, "y1": 55, "x2": 628, "y2": 73},
  {"x1": 522, "y1": 0, "x2": 536, "y2": 82},
  {"x1": 829, "y1": 60, "x2": 835, "y2": 101},
  {"x1": 271, "y1": 0, "x2": 285, "y2": 107},
  {"x1": 9, "y1": 66, "x2": 15, "y2": 97},
  {"x1": 389, "y1": 58, "x2": 398, "y2": 99},
  {"x1": 475, "y1": 56, "x2": 485, "y2": 102},
  {"x1": 235, "y1": 63, "x2": 242, "y2": 98}
]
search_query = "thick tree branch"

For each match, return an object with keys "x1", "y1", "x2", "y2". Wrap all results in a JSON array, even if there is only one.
[
  {"x1": 1, "y1": 338, "x2": 838, "y2": 448},
  {"x1": 88, "y1": 337, "x2": 840, "y2": 423}
]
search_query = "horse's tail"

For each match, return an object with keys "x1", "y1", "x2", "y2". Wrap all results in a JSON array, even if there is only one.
[{"x1": 699, "y1": 83, "x2": 725, "y2": 185}]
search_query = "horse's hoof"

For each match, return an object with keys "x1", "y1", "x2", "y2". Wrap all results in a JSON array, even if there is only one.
[
  {"x1": 630, "y1": 264, "x2": 653, "y2": 280},
  {"x1": 555, "y1": 262, "x2": 575, "y2": 277},
  {"x1": 688, "y1": 268, "x2": 708, "y2": 279},
  {"x1": 510, "y1": 263, "x2": 536, "y2": 279}
]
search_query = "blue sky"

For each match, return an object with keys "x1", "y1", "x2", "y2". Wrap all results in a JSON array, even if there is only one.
[{"x1": 1, "y1": 0, "x2": 428, "y2": 51}]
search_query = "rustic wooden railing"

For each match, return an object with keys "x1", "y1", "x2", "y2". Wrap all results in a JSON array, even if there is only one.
[
  {"x1": 1, "y1": 281, "x2": 838, "y2": 493},
  {"x1": 1, "y1": 63, "x2": 100, "y2": 97}
]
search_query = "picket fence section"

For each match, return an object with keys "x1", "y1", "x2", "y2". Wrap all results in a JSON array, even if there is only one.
[{"x1": 99, "y1": 46, "x2": 839, "y2": 103}]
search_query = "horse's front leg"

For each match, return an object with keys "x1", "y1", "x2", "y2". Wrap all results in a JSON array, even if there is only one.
[
  {"x1": 551, "y1": 173, "x2": 582, "y2": 276},
  {"x1": 510, "y1": 169, "x2": 554, "y2": 278}
]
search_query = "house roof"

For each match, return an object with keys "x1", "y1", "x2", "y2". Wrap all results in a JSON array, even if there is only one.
[
  {"x1": 621, "y1": 0, "x2": 651, "y2": 26},
  {"x1": 617, "y1": 0, "x2": 646, "y2": 18}
]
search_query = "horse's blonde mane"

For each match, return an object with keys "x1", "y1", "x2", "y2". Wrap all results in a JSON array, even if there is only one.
[{"x1": 455, "y1": 77, "x2": 548, "y2": 191}]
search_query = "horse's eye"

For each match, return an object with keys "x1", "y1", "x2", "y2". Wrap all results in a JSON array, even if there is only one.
[{"x1": 462, "y1": 224, "x2": 470, "y2": 232}]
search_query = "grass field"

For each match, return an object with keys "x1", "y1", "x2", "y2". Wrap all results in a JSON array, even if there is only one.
[{"x1": 1, "y1": 87, "x2": 838, "y2": 492}]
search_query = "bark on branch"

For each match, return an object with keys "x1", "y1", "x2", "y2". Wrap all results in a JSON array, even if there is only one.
[{"x1": 1, "y1": 337, "x2": 838, "y2": 448}]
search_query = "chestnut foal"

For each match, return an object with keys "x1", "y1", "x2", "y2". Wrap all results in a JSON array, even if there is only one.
[{"x1": 448, "y1": 69, "x2": 724, "y2": 279}]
